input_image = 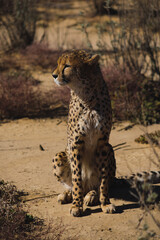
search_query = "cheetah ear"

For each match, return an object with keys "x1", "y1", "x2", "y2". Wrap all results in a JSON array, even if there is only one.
[{"x1": 86, "y1": 54, "x2": 100, "y2": 65}]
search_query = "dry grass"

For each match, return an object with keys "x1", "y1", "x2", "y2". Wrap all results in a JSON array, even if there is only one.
[
  {"x1": 0, "y1": 180, "x2": 73, "y2": 240},
  {"x1": 0, "y1": 44, "x2": 61, "y2": 72},
  {"x1": 102, "y1": 66, "x2": 140, "y2": 122},
  {"x1": 0, "y1": 180, "x2": 42, "y2": 240},
  {"x1": 0, "y1": 69, "x2": 70, "y2": 120},
  {"x1": 103, "y1": 65, "x2": 160, "y2": 124},
  {"x1": 0, "y1": 44, "x2": 159, "y2": 123},
  {"x1": 20, "y1": 44, "x2": 62, "y2": 72},
  {"x1": 135, "y1": 131, "x2": 160, "y2": 146}
]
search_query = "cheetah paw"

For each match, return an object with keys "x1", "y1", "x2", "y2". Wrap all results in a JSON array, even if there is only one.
[
  {"x1": 57, "y1": 190, "x2": 72, "y2": 204},
  {"x1": 101, "y1": 203, "x2": 116, "y2": 214},
  {"x1": 70, "y1": 206, "x2": 83, "y2": 217},
  {"x1": 84, "y1": 190, "x2": 99, "y2": 206}
]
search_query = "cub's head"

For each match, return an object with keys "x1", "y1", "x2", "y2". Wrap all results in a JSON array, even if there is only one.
[{"x1": 52, "y1": 50, "x2": 99, "y2": 88}]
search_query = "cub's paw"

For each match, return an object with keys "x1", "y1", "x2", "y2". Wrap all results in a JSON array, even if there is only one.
[
  {"x1": 101, "y1": 203, "x2": 116, "y2": 214},
  {"x1": 84, "y1": 190, "x2": 99, "y2": 206},
  {"x1": 57, "y1": 190, "x2": 72, "y2": 204},
  {"x1": 70, "y1": 205, "x2": 83, "y2": 217}
]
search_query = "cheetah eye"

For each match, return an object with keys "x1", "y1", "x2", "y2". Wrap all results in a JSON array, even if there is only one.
[{"x1": 64, "y1": 64, "x2": 71, "y2": 69}]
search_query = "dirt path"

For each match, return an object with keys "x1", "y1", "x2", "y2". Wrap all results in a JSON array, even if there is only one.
[{"x1": 0, "y1": 118, "x2": 160, "y2": 239}]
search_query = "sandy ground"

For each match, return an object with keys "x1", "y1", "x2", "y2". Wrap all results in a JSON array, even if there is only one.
[
  {"x1": 35, "y1": 0, "x2": 115, "y2": 51},
  {"x1": 0, "y1": 118, "x2": 160, "y2": 240}
]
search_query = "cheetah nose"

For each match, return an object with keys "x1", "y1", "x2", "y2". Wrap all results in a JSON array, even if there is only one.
[{"x1": 52, "y1": 74, "x2": 58, "y2": 79}]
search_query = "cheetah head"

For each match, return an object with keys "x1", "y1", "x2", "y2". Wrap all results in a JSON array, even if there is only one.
[{"x1": 52, "y1": 50, "x2": 99, "y2": 88}]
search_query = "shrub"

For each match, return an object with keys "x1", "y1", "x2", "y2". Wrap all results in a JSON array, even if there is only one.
[
  {"x1": 0, "y1": 180, "x2": 42, "y2": 240},
  {"x1": 0, "y1": 0, "x2": 14, "y2": 14},
  {"x1": 0, "y1": 180, "x2": 70, "y2": 240},
  {"x1": 107, "y1": 0, "x2": 160, "y2": 82},
  {"x1": 0, "y1": 0, "x2": 37, "y2": 50},
  {"x1": 135, "y1": 130, "x2": 160, "y2": 145},
  {"x1": 85, "y1": 0, "x2": 160, "y2": 124},
  {"x1": 0, "y1": 71, "x2": 39, "y2": 119},
  {"x1": 0, "y1": 44, "x2": 60, "y2": 72},
  {"x1": 0, "y1": 70, "x2": 70, "y2": 120},
  {"x1": 140, "y1": 79, "x2": 160, "y2": 125},
  {"x1": 103, "y1": 66, "x2": 160, "y2": 124},
  {"x1": 91, "y1": 0, "x2": 117, "y2": 15},
  {"x1": 103, "y1": 66, "x2": 140, "y2": 121},
  {"x1": 20, "y1": 44, "x2": 61, "y2": 71}
]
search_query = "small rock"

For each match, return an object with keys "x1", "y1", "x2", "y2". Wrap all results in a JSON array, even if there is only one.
[{"x1": 39, "y1": 144, "x2": 45, "y2": 151}]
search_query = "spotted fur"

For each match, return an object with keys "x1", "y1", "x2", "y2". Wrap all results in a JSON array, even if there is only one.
[
  {"x1": 119, "y1": 170, "x2": 160, "y2": 184},
  {"x1": 52, "y1": 50, "x2": 115, "y2": 216}
]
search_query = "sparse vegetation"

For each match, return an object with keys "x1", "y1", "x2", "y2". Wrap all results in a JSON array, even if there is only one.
[
  {"x1": 0, "y1": 180, "x2": 42, "y2": 240},
  {"x1": 0, "y1": 180, "x2": 72, "y2": 240},
  {"x1": 1, "y1": 42, "x2": 160, "y2": 123},
  {"x1": 82, "y1": 0, "x2": 160, "y2": 124},
  {"x1": 91, "y1": 0, "x2": 117, "y2": 15},
  {"x1": 103, "y1": 66, "x2": 160, "y2": 124},
  {"x1": 20, "y1": 44, "x2": 62, "y2": 72},
  {"x1": 0, "y1": 69, "x2": 70, "y2": 120},
  {"x1": 135, "y1": 130, "x2": 160, "y2": 145},
  {"x1": 0, "y1": 0, "x2": 37, "y2": 50}
]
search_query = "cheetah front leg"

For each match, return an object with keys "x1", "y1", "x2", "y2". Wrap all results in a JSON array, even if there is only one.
[
  {"x1": 52, "y1": 151, "x2": 72, "y2": 204},
  {"x1": 97, "y1": 142, "x2": 116, "y2": 214},
  {"x1": 69, "y1": 145, "x2": 84, "y2": 217}
]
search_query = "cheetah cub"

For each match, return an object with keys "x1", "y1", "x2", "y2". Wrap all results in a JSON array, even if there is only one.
[{"x1": 52, "y1": 50, "x2": 116, "y2": 217}]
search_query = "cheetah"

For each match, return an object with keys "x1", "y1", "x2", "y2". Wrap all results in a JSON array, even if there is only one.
[
  {"x1": 52, "y1": 50, "x2": 160, "y2": 216},
  {"x1": 52, "y1": 50, "x2": 115, "y2": 216}
]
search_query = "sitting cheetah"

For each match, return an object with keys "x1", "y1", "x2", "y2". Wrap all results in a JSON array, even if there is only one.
[
  {"x1": 52, "y1": 50, "x2": 115, "y2": 217},
  {"x1": 52, "y1": 50, "x2": 160, "y2": 216}
]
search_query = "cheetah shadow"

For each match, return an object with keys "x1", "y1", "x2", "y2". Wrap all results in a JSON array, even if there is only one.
[
  {"x1": 83, "y1": 180, "x2": 160, "y2": 216},
  {"x1": 111, "y1": 142, "x2": 160, "y2": 213},
  {"x1": 111, "y1": 180, "x2": 160, "y2": 213}
]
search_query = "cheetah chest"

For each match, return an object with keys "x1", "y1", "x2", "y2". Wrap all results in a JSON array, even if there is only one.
[
  {"x1": 82, "y1": 110, "x2": 102, "y2": 150},
  {"x1": 78, "y1": 111, "x2": 102, "y2": 188}
]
